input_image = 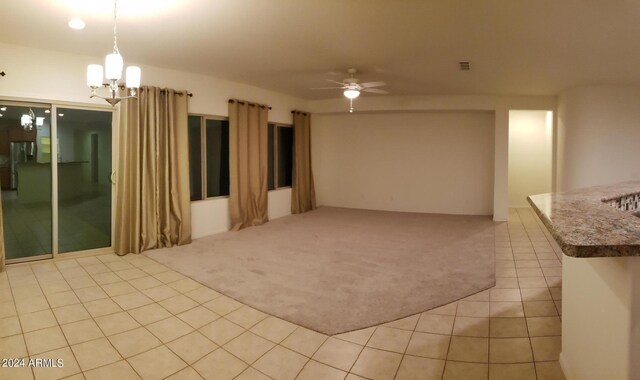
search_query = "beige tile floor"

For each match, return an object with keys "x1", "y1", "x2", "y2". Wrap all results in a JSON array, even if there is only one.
[{"x1": 0, "y1": 208, "x2": 566, "y2": 380}]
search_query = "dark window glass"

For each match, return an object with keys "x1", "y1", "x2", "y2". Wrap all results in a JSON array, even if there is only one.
[
  {"x1": 187, "y1": 116, "x2": 202, "y2": 201},
  {"x1": 267, "y1": 124, "x2": 275, "y2": 190},
  {"x1": 57, "y1": 108, "x2": 112, "y2": 253},
  {"x1": 277, "y1": 126, "x2": 294, "y2": 188},
  {"x1": 205, "y1": 119, "x2": 230, "y2": 197}
]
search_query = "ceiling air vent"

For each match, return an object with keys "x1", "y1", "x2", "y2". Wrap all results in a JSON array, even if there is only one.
[{"x1": 459, "y1": 61, "x2": 471, "y2": 71}]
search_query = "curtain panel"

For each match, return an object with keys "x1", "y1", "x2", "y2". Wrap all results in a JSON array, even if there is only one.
[
  {"x1": 115, "y1": 86, "x2": 192, "y2": 255},
  {"x1": 228, "y1": 99, "x2": 269, "y2": 230},
  {"x1": 291, "y1": 111, "x2": 316, "y2": 214},
  {"x1": 0, "y1": 192, "x2": 4, "y2": 271}
]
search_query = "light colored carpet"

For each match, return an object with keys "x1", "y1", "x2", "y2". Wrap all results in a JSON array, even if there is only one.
[{"x1": 146, "y1": 207, "x2": 495, "y2": 335}]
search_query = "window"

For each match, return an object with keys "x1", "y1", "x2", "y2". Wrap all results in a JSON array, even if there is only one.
[
  {"x1": 277, "y1": 126, "x2": 294, "y2": 187},
  {"x1": 188, "y1": 115, "x2": 230, "y2": 200},
  {"x1": 268, "y1": 124, "x2": 275, "y2": 190},
  {"x1": 205, "y1": 119, "x2": 230, "y2": 197},
  {"x1": 187, "y1": 116, "x2": 202, "y2": 201},
  {"x1": 267, "y1": 123, "x2": 294, "y2": 189}
]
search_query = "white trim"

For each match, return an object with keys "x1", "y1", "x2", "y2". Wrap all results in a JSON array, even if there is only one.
[
  {"x1": 1, "y1": 96, "x2": 117, "y2": 265},
  {"x1": 51, "y1": 105, "x2": 59, "y2": 258}
]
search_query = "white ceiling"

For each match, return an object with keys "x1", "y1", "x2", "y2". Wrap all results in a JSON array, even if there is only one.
[{"x1": 2, "y1": 0, "x2": 640, "y2": 99}]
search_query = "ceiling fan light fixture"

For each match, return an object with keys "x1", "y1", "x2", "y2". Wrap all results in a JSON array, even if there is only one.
[
  {"x1": 68, "y1": 17, "x2": 86, "y2": 30},
  {"x1": 344, "y1": 89, "x2": 360, "y2": 99}
]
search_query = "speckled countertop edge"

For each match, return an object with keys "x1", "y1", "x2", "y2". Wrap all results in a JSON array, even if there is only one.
[{"x1": 527, "y1": 181, "x2": 640, "y2": 258}]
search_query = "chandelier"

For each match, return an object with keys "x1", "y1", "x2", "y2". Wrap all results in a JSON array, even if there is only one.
[
  {"x1": 86, "y1": 0, "x2": 141, "y2": 106},
  {"x1": 20, "y1": 108, "x2": 44, "y2": 131}
]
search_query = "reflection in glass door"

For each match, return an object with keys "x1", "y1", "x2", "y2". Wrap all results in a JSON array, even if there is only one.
[
  {"x1": 56, "y1": 108, "x2": 113, "y2": 253},
  {"x1": 0, "y1": 102, "x2": 53, "y2": 261}
]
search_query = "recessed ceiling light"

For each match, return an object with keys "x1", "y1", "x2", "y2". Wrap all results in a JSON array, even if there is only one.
[
  {"x1": 68, "y1": 17, "x2": 85, "y2": 30},
  {"x1": 0, "y1": 107, "x2": 6, "y2": 111},
  {"x1": 58, "y1": 113, "x2": 64, "y2": 117},
  {"x1": 45, "y1": 109, "x2": 50, "y2": 113},
  {"x1": 0, "y1": 114, "x2": 3, "y2": 117}
]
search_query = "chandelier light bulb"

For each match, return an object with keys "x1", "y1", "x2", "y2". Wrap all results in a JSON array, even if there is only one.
[
  {"x1": 125, "y1": 66, "x2": 141, "y2": 88},
  {"x1": 87, "y1": 64, "x2": 104, "y2": 87},
  {"x1": 21, "y1": 114, "x2": 31, "y2": 127},
  {"x1": 105, "y1": 53, "x2": 124, "y2": 80}
]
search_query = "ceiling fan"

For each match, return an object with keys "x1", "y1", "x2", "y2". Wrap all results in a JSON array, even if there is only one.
[{"x1": 312, "y1": 68, "x2": 389, "y2": 112}]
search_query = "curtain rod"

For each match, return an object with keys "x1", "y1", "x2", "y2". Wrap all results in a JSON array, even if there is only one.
[
  {"x1": 115, "y1": 86, "x2": 193, "y2": 97},
  {"x1": 228, "y1": 99, "x2": 272, "y2": 110},
  {"x1": 291, "y1": 110, "x2": 309, "y2": 116},
  {"x1": 159, "y1": 90, "x2": 193, "y2": 97}
]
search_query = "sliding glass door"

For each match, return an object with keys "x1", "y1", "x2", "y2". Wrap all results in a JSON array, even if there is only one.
[
  {"x1": 1, "y1": 100, "x2": 114, "y2": 263},
  {"x1": 0, "y1": 102, "x2": 53, "y2": 261},
  {"x1": 56, "y1": 108, "x2": 113, "y2": 254}
]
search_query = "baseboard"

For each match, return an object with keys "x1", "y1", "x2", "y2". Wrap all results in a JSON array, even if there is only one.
[{"x1": 559, "y1": 352, "x2": 572, "y2": 380}]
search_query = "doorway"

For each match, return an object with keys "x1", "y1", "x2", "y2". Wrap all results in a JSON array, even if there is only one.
[
  {"x1": 0, "y1": 100, "x2": 114, "y2": 263},
  {"x1": 508, "y1": 110, "x2": 553, "y2": 208}
]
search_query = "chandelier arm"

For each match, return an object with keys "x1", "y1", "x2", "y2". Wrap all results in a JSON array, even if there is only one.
[
  {"x1": 90, "y1": 94, "x2": 137, "y2": 100},
  {"x1": 90, "y1": 88, "x2": 138, "y2": 101}
]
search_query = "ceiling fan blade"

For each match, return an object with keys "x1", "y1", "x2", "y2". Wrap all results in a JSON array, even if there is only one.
[
  {"x1": 326, "y1": 79, "x2": 346, "y2": 86},
  {"x1": 360, "y1": 81, "x2": 386, "y2": 88},
  {"x1": 362, "y1": 88, "x2": 389, "y2": 94},
  {"x1": 311, "y1": 87, "x2": 344, "y2": 90}
]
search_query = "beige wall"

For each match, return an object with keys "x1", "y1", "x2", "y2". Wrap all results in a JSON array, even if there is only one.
[
  {"x1": 508, "y1": 110, "x2": 553, "y2": 207},
  {"x1": 0, "y1": 42, "x2": 306, "y2": 239},
  {"x1": 561, "y1": 256, "x2": 640, "y2": 380},
  {"x1": 308, "y1": 95, "x2": 557, "y2": 221},
  {"x1": 557, "y1": 85, "x2": 640, "y2": 191},
  {"x1": 312, "y1": 111, "x2": 495, "y2": 215}
]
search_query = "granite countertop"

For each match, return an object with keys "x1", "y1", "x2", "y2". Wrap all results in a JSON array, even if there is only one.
[{"x1": 527, "y1": 181, "x2": 640, "y2": 258}]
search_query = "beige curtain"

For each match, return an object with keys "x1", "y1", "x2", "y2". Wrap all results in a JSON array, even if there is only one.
[
  {"x1": 115, "y1": 86, "x2": 192, "y2": 255},
  {"x1": 0, "y1": 191, "x2": 4, "y2": 271},
  {"x1": 291, "y1": 111, "x2": 316, "y2": 214},
  {"x1": 229, "y1": 99, "x2": 269, "y2": 230}
]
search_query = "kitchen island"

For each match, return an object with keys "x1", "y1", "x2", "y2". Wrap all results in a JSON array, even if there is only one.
[
  {"x1": 17, "y1": 161, "x2": 87, "y2": 203},
  {"x1": 528, "y1": 182, "x2": 640, "y2": 380}
]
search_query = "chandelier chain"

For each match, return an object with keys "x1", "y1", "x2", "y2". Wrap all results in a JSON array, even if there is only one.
[{"x1": 113, "y1": 0, "x2": 119, "y2": 54}]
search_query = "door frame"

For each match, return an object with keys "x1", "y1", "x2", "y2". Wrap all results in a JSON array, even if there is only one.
[{"x1": 2, "y1": 97, "x2": 116, "y2": 264}]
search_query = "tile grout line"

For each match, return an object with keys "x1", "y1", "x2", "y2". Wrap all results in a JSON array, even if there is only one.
[
  {"x1": 48, "y1": 259, "x2": 137, "y2": 378},
  {"x1": 95, "y1": 256, "x2": 222, "y2": 379},
  {"x1": 5, "y1": 267, "x2": 36, "y2": 380},
  {"x1": 389, "y1": 316, "x2": 419, "y2": 380},
  {"x1": 519, "y1": 207, "x2": 565, "y2": 377},
  {"x1": 529, "y1": 209, "x2": 564, "y2": 317},
  {"x1": 2, "y1": 212, "x2": 565, "y2": 380},
  {"x1": 32, "y1": 262, "x2": 86, "y2": 378},
  {"x1": 515, "y1": 208, "x2": 541, "y2": 380},
  {"x1": 31, "y1": 258, "x2": 203, "y2": 378},
  {"x1": 345, "y1": 324, "x2": 377, "y2": 378},
  {"x1": 439, "y1": 301, "x2": 459, "y2": 380}
]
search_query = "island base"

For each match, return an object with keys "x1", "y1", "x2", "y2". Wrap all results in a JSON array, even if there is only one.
[{"x1": 561, "y1": 255, "x2": 640, "y2": 380}]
